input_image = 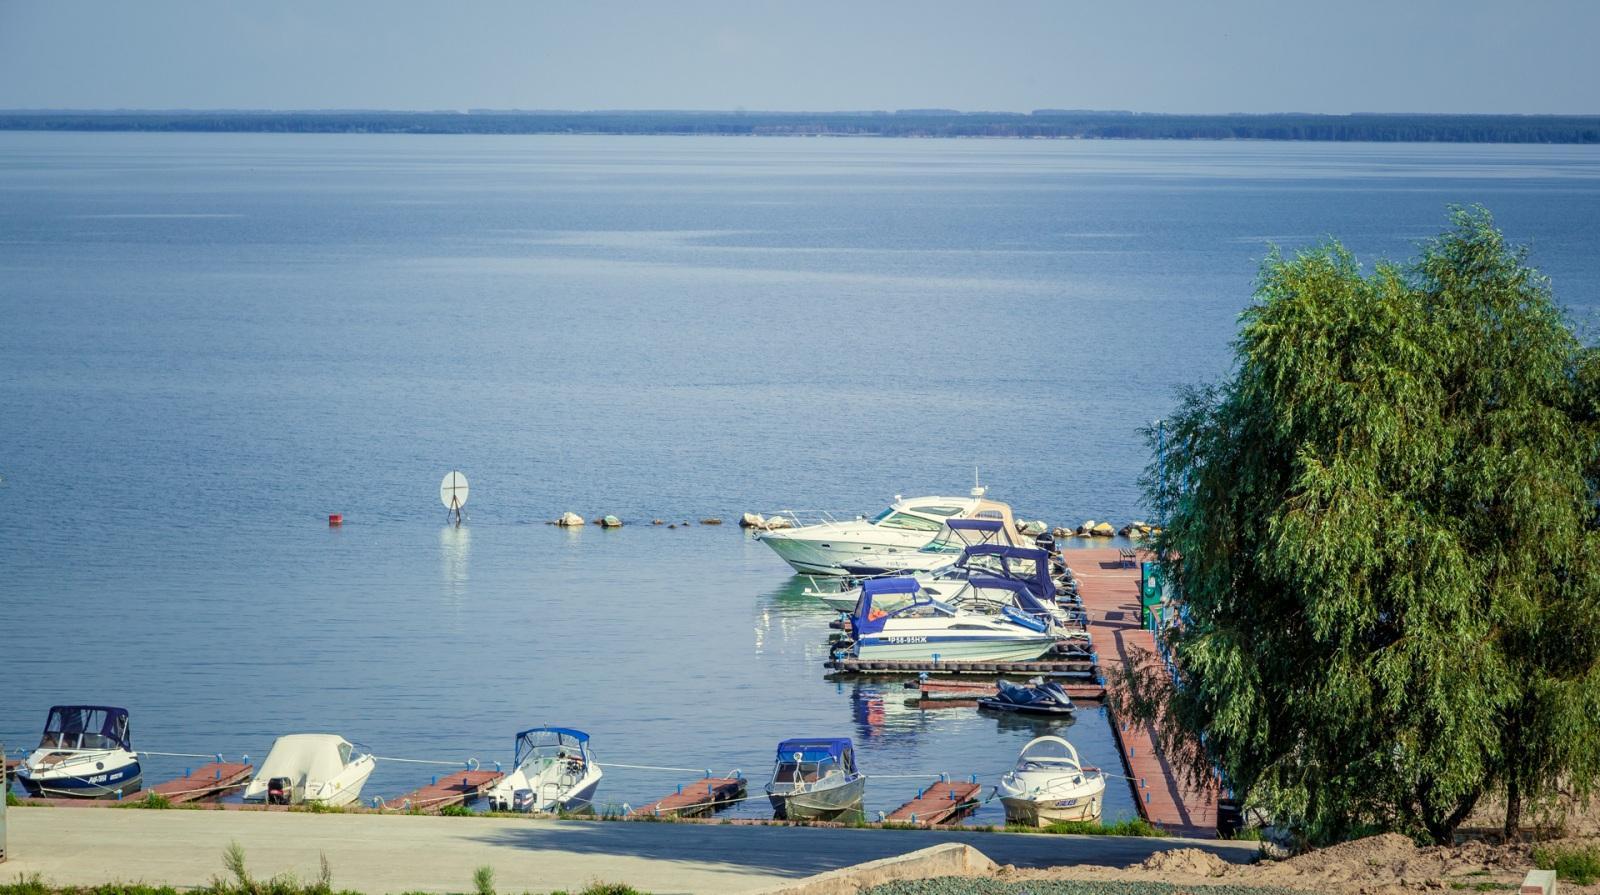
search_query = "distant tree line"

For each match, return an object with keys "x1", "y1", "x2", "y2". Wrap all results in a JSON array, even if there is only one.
[{"x1": 1, "y1": 110, "x2": 1597, "y2": 142}]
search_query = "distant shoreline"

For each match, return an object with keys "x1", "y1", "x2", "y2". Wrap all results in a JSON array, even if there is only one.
[{"x1": 2, "y1": 110, "x2": 1599, "y2": 143}]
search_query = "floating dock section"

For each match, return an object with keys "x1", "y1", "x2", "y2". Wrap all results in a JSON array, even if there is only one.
[
  {"x1": 145, "y1": 762, "x2": 253, "y2": 804},
  {"x1": 629, "y1": 775, "x2": 747, "y2": 818},
  {"x1": 914, "y1": 679, "x2": 1107, "y2": 702},
  {"x1": 886, "y1": 779, "x2": 982, "y2": 826},
  {"x1": 382, "y1": 770, "x2": 504, "y2": 813},
  {"x1": 1071, "y1": 546, "x2": 1218, "y2": 837}
]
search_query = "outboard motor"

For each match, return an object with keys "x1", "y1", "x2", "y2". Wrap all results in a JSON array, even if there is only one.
[
  {"x1": 512, "y1": 789, "x2": 535, "y2": 812},
  {"x1": 266, "y1": 777, "x2": 293, "y2": 805}
]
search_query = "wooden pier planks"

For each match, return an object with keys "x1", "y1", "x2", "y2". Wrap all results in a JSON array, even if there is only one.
[
  {"x1": 629, "y1": 776, "x2": 747, "y2": 818},
  {"x1": 146, "y1": 762, "x2": 253, "y2": 804},
  {"x1": 1070, "y1": 546, "x2": 1218, "y2": 837},
  {"x1": 916, "y1": 679, "x2": 1107, "y2": 701},
  {"x1": 383, "y1": 769, "x2": 504, "y2": 813},
  {"x1": 885, "y1": 779, "x2": 982, "y2": 825}
]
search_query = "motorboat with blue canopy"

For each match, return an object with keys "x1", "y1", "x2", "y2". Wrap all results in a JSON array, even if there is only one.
[
  {"x1": 841, "y1": 578, "x2": 1059, "y2": 663},
  {"x1": 14, "y1": 705, "x2": 142, "y2": 799},
  {"x1": 765, "y1": 737, "x2": 865, "y2": 820},
  {"x1": 486, "y1": 726, "x2": 603, "y2": 813}
]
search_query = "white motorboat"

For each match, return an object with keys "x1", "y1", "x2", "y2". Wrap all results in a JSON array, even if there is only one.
[
  {"x1": 841, "y1": 577, "x2": 1059, "y2": 663},
  {"x1": 830, "y1": 516, "x2": 1027, "y2": 577},
  {"x1": 764, "y1": 737, "x2": 865, "y2": 820},
  {"x1": 485, "y1": 727, "x2": 602, "y2": 813},
  {"x1": 758, "y1": 489, "x2": 1031, "y2": 576},
  {"x1": 13, "y1": 705, "x2": 142, "y2": 799},
  {"x1": 996, "y1": 735, "x2": 1106, "y2": 826},
  {"x1": 242, "y1": 734, "x2": 376, "y2": 806}
]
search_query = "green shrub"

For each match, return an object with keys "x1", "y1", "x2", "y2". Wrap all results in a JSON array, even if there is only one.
[
  {"x1": 471, "y1": 866, "x2": 494, "y2": 895},
  {"x1": 1016, "y1": 818, "x2": 1169, "y2": 837},
  {"x1": 437, "y1": 804, "x2": 474, "y2": 817},
  {"x1": 1532, "y1": 842, "x2": 1600, "y2": 885}
]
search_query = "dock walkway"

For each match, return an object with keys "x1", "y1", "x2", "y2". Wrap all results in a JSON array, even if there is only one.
[
  {"x1": 885, "y1": 779, "x2": 981, "y2": 826},
  {"x1": 628, "y1": 776, "x2": 746, "y2": 818},
  {"x1": 1068, "y1": 546, "x2": 1218, "y2": 837},
  {"x1": 382, "y1": 770, "x2": 504, "y2": 813}
]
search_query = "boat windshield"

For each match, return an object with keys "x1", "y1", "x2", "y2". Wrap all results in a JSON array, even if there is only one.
[
  {"x1": 39, "y1": 707, "x2": 129, "y2": 751},
  {"x1": 1017, "y1": 737, "x2": 1083, "y2": 771},
  {"x1": 516, "y1": 729, "x2": 588, "y2": 767},
  {"x1": 876, "y1": 512, "x2": 943, "y2": 532}
]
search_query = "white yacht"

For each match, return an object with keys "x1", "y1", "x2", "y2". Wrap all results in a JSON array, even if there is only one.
[
  {"x1": 485, "y1": 727, "x2": 603, "y2": 813},
  {"x1": 242, "y1": 734, "x2": 376, "y2": 807},
  {"x1": 758, "y1": 488, "x2": 1030, "y2": 576},
  {"x1": 841, "y1": 577, "x2": 1059, "y2": 663},
  {"x1": 996, "y1": 735, "x2": 1107, "y2": 826}
]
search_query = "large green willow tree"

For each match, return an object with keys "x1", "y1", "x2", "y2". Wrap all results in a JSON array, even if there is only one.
[{"x1": 1131, "y1": 208, "x2": 1600, "y2": 845}]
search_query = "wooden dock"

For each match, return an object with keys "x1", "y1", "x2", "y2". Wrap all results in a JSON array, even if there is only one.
[
  {"x1": 914, "y1": 679, "x2": 1107, "y2": 701},
  {"x1": 825, "y1": 657, "x2": 1097, "y2": 676},
  {"x1": 145, "y1": 762, "x2": 253, "y2": 804},
  {"x1": 1069, "y1": 546, "x2": 1218, "y2": 837},
  {"x1": 382, "y1": 770, "x2": 504, "y2": 813},
  {"x1": 885, "y1": 779, "x2": 982, "y2": 826},
  {"x1": 629, "y1": 776, "x2": 747, "y2": 818}
]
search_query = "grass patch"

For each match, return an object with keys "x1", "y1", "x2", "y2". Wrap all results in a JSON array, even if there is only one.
[
  {"x1": 130, "y1": 792, "x2": 173, "y2": 809},
  {"x1": 5, "y1": 791, "x2": 19, "y2": 807},
  {"x1": 437, "y1": 804, "x2": 474, "y2": 817},
  {"x1": 1532, "y1": 842, "x2": 1600, "y2": 885},
  {"x1": 289, "y1": 801, "x2": 347, "y2": 815},
  {"x1": 1448, "y1": 883, "x2": 1513, "y2": 892},
  {"x1": 549, "y1": 886, "x2": 646, "y2": 895}
]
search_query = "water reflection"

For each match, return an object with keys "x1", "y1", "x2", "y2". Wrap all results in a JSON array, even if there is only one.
[{"x1": 438, "y1": 524, "x2": 470, "y2": 608}]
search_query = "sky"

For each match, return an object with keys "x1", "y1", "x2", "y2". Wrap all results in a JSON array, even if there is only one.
[{"x1": 1, "y1": 1, "x2": 1597, "y2": 114}]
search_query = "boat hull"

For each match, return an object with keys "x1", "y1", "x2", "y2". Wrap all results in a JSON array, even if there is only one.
[
  {"x1": 16, "y1": 764, "x2": 143, "y2": 799},
  {"x1": 1000, "y1": 791, "x2": 1103, "y2": 826},
  {"x1": 767, "y1": 775, "x2": 866, "y2": 821},
  {"x1": 853, "y1": 634, "x2": 1058, "y2": 663},
  {"x1": 759, "y1": 530, "x2": 937, "y2": 576}
]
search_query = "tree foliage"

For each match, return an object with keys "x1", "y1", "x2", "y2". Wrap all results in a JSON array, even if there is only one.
[{"x1": 1129, "y1": 208, "x2": 1600, "y2": 845}]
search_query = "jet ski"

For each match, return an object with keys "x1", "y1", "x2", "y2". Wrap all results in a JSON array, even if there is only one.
[{"x1": 977, "y1": 678, "x2": 1078, "y2": 716}]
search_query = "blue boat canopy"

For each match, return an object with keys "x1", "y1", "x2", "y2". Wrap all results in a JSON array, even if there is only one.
[
  {"x1": 42, "y1": 705, "x2": 132, "y2": 752},
  {"x1": 861, "y1": 577, "x2": 920, "y2": 596},
  {"x1": 513, "y1": 727, "x2": 591, "y2": 765},
  {"x1": 961, "y1": 545, "x2": 1056, "y2": 602},
  {"x1": 946, "y1": 518, "x2": 1003, "y2": 532},
  {"x1": 775, "y1": 738, "x2": 853, "y2": 764}
]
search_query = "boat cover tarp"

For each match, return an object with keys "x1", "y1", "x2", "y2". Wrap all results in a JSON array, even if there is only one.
[
  {"x1": 969, "y1": 575, "x2": 1055, "y2": 615},
  {"x1": 43, "y1": 706, "x2": 131, "y2": 751},
  {"x1": 775, "y1": 738, "x2": 852, "y2": 763},
  {"x1": 961, "y1": 545, "x2": 1056, "y2": 601},
  {"x1": 861, "y1": 577, "x2": 920, "y2": 596},
  {"x1": 946, "y1": 518, "x2": 1003, "y2": 532},
  {"x1": 254, "y1": 734, "x2": 356, "y2": 787}
]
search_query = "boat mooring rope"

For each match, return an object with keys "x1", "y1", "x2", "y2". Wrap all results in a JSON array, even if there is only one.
[{"x1": 372, "y1": 755, "x2": 481, "y2": 770}]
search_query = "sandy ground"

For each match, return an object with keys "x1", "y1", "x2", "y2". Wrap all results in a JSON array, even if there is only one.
[
  {"x1": 0, "y1": 806, "x2": 1255, "y2": 895},
  {"x1": 999, "y1": 832, "x2": 1600, "y2": 894}
]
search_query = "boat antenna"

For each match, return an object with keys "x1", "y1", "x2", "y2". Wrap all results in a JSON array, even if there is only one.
[{"x1": 971, "y1": 465, "x2": 986, "y2": 498}]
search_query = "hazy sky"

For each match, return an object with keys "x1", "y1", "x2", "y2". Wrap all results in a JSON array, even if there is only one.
[{"x1": 2, "y1": 1, "x2": 1596, "y2": 113}]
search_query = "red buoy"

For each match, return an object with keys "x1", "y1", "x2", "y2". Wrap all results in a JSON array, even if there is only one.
[{"x1": 328, "y1": 514, "x2": 343, "y2": 526}]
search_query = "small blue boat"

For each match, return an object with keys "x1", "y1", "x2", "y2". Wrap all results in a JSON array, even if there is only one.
[{"x1": 14, "y1": 705, "x2": 142, "y2": 799}]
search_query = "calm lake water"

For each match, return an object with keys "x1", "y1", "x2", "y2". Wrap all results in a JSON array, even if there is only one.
[{"x1": 3, "y1": 133, "x2": 1598, "y2": 822}]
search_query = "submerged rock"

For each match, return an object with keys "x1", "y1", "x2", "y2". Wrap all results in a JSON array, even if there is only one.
[
  {"x1": 1018, "y1": 519, "x2": 1048, "y2": 536},
  {"x1": 700, "y1": 518, "x2": 723, "y2": 525},
  {"x1": 652, "y1": 519, "x2": 664, "y2": 525}
]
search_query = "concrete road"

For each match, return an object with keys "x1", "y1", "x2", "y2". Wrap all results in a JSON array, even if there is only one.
[{"x1": 1, "y1": 807, "x2": 1258, "y2": 894}]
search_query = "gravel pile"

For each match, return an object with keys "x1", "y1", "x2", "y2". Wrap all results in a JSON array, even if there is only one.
[{"x1": 863, "y1": 881, "x2": 1306, "y2": 895}]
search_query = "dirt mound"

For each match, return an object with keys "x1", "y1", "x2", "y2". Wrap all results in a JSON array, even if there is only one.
[
  {"x1": 1137, "y1": 847, "x2": 1232, "y2": 877},
  {"x1": 1246, "y1": 832, "x2": 1529, "y2": 890}
]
